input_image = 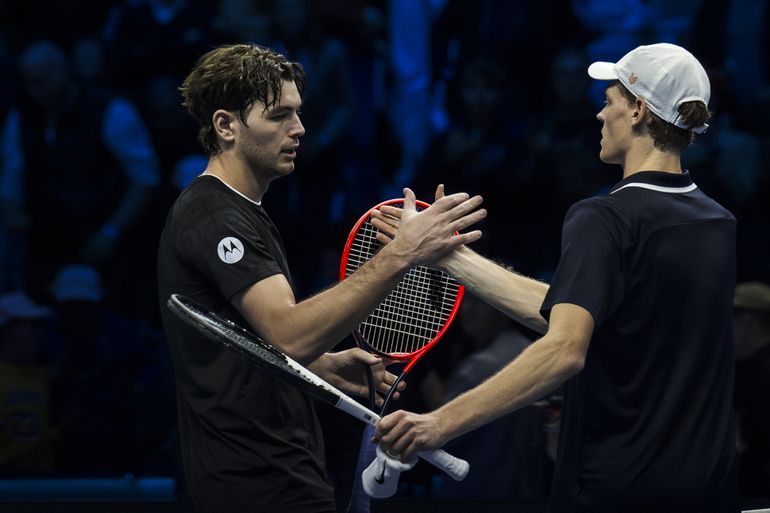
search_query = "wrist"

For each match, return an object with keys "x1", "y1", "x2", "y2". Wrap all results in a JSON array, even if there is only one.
[
  {"x1": 377, "y1": 240, "x2": 415, "y2": 272},
  {"x1": 438, "y1": 245, "x2": 471, "y2": 275}
]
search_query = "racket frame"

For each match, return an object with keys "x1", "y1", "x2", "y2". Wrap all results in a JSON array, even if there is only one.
[{"x1": 339, "y1": 198, "x2": 464, "y2": 374}]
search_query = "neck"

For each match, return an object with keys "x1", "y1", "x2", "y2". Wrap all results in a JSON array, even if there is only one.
[
  {"x1": 204, "y1": 153, "x2": 270, "y2": 203},
  {"x1": 621, "y1": 138, "x2": 682, "y2": 179}
]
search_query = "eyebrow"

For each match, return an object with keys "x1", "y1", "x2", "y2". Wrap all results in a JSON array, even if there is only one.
[{"x1": 267, "y1": 103, "x2": 301, "y2": 115}]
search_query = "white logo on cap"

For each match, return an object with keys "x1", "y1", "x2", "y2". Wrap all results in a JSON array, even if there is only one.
[{"x1": 217, "y1": 237, "x2": 245, "y2": 264}]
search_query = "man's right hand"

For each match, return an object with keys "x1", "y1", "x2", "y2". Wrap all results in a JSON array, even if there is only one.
[{"x1": 373, "y1": 185, "x2": 481, "y2": 266}]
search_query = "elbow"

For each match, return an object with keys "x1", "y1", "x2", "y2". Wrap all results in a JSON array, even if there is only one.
[
  {"x1": 262, "y1": 333, "x2": 313, "y2": 365},
  {"x1": 266, "y1": 331, "x2": 321, "y2": 367},
  {"x1": 547, "y1": 334, "x2": 586, "y2": 378},
  {"x1": 562, "y1": 350, "x2": 585, "y2": 377}
]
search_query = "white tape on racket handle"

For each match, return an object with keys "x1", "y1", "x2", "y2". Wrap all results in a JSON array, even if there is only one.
[
  {"x1": 336, "y1": 391, "x2": 469, "y2": 481},
  {"x1": 416, "y1": 448, "x2": 469, "y2": 481}
]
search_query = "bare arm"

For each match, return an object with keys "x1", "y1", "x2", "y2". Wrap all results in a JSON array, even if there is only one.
[
  {"x1": 439, "y1": 245, "x2": 549, "y2": 334},
  {"x1": 375, "y1": 302, "x2": 593, "y2": 460},
  {"x1": 372, "y1": 184, "x2": 549, "y2": 333},
  {"x1": 233, "y1": 189, "x2": 486, "y2": 365}
]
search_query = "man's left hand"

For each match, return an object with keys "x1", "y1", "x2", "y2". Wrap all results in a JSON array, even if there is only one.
[{"x1": 312, "y1": 348, "x2": 405, "y2": 408}]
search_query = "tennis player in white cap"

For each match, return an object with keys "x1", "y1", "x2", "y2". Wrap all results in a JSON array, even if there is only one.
[{"x1": 372, "y1": 43, "x2": 740, "y2": 512}]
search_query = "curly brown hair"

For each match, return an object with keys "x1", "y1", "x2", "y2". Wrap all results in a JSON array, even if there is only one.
[
  {"x1": 614, "y1": 81, "x2": 711, "y2": 153},
  {"x1": 180, "y1": 44, "x2": 306, "y2": 154}
]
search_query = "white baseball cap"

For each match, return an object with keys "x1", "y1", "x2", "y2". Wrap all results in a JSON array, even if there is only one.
[{"x1": 588, "y1": 43, "x2": 710, "y2": 134}]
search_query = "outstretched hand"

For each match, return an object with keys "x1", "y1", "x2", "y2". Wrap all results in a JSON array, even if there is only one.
[
  {"x1": 313, "y1": 348, "x2": 405, "y2": 408},
  {"x1": 372, "y1": 185, "x2": 484, "y2": 266},
  {"x1": 372, "y1": 185, "x2": 474, "y2": 266}
]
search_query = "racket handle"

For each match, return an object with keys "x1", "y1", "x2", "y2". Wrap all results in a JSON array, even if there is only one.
[
  {"x1": 335, "y1": 394, "x2": 470, "y2": 481},
  {"x1": 417, "y1": 449, "x2": 469, "y2": 481}
]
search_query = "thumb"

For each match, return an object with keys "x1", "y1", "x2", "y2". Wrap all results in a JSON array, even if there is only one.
[
  {"x1": 402, "y1": 187, "x2": 416, "y2": 213},
  {"x1": 351, "y1": 347, "x2": 381, "y2": 365},
  {"x1": 434, "y1": 184, "x2": 445, "y2": 202}
]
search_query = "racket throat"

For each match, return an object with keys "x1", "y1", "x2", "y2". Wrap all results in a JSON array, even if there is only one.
[{"x1": 380, "y1": 372, "x2": 407, "y2": 415}]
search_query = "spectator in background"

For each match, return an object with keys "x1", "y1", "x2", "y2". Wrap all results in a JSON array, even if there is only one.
[
  {"x1": 519, "y1": 47, "x2": 616, "y2": 275},
  {"x1": 733, "y1": 281, "x2": 770, "y2": 498},
  {"x1": 265, "y1": 0, "x2": 356, "y2": 296},
  {"x1": 383, "y1": 0, "x2": 447, "y2": 196},
  {"x1": 104, "y1": 0, "x2": 212, "y2": 98},
  {"x1": 418, "y1": 56, "x2": 522, "y2": 259},
  {"x1": 0, "y1": 291, "x2": 56, "y2": 472},
  {"x1": 0, "y1": 40, "x2": 160, "y2": 310},
  {"x1": 50, "y1": 264, "x2": 154, "y2": 474},
  {"x1": 0, "y1": 26, "x2": 21, "y2": 293}
]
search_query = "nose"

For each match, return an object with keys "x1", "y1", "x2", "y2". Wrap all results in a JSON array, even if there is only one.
[
  {"x1": 596, "y1": 110, "x2": 604, "y2": 123},
  {"x1": 289, "y1": 113, "x2": 305, "y2": 138}
]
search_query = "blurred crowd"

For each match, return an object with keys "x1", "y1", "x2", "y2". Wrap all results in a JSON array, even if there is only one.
[{"x1": 0, "y1": 0, "x2": 768, "y2": 504}]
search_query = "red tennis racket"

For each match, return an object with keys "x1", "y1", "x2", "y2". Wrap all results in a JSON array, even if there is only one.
[
  {"x1": 339, "y1": 198, "x2": 465, "y2": 413},
  {"x1": 341, "y1": 198, "x2": 466, "y2": 511}
]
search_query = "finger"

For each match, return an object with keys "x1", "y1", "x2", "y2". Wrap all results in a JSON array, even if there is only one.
[
  {"x1": 378, "y1": 205, "x2": 403, "y2": 219},
  {"x1": 444, "y1": 194, "x2": 484, "y2": 221},
  {"x1": 449, "y1": 230, "x2": 483, "y2": 247},
  {"x1": 402, "y1": 188, "x2": 416, "y2": 214},
  {"x1": 371, "y1": 217, "x2": 398, "y2": 238},
  {"x1": 377, "y1": 380, "x2": 392, "y2": 395},
  {"x1": 401, "y1": 441, "x2": 421, "y2": 463},
  {"x1": 448, "y1": 208, "x2": 487, "y2": 233},
  {"x1": 388, "y1": 429, "x2": 415, "y2": 456},
  {"x1": 350, "y1": 348, "x2": 381, "y2": 366},
  {"x1": 434, "y1": 184, "x2": 445, "y2": 202},
  {"x1": 375, "y1": 232, "x2": 393, "y2": 245},
  {"x1": 375, "y1": 410, "x2": 404, "y2": 439},
  {"x1": 432, "y1": 191, "x2": 471, "y2": 211}
]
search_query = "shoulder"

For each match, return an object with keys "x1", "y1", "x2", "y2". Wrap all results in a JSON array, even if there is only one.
[
  {"x1": 172, "y1": 177, "x2": 242, "y2": 221},
  {"x1": 565, "y1": 195, "x2": 627, "y2": 230}
]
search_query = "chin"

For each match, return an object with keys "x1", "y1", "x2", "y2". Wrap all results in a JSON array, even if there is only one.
[{"x1": 276, "y1": 163, "x2": 295, "y2": 176}]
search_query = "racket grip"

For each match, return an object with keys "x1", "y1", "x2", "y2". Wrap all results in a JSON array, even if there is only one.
[{"x1": 417, "y1": 448, "x2": 469, "y2": 481}]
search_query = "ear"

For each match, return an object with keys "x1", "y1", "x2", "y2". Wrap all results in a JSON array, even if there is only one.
[
  {"x1": 631, "y1": 97, "x2": 650, "y2": 128},
  {"x1": 212, "y1": 109, "x2": 237, "y2": 144}
]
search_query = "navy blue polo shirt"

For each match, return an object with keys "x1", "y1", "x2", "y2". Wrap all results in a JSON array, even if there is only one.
[{"x1": 541, "y1": 171, "x2": 740, "y2": 513}]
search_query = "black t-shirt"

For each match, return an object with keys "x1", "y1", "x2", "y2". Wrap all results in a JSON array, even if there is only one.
[
  {"x1": 541, "y1": 171, "x2": 740, "y2": 513},
  {"x1": 157, "y1": 175, "x2": 335, "y2": 513}
]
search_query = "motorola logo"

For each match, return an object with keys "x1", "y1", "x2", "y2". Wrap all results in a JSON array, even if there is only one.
[{"x1": 217, "y1": 237, "x2": 245, "y2": 264}]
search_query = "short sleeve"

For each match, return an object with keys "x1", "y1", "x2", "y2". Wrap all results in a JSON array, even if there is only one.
[
  {"x1": 177, "y1": 202, "x2": 284, "y2": 300},
  {"x1": 540, "y1": 199, "x2": 625, "y2": 328}
]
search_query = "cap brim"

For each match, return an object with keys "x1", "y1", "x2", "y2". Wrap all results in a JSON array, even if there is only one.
[{"x1": 587, "y1": 61, "x2": 617, "y2": 80}]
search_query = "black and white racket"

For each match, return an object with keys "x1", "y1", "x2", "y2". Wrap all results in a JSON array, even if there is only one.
[{"x1": 166, "y1": 293, "x2": 469, "y2": 481}]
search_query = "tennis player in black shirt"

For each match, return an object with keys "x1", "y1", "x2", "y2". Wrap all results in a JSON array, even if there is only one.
[
  {"x1": 157, "y1": 44, "x2": 486, "y2": 513},
  {"x1": 374, "y1": 43, "x2": 740, "y2": 512}
]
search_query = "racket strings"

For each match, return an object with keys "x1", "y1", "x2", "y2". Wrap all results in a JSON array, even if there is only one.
[{"x1": 344, "y1": 220, "x2": 461, "y2": 356}]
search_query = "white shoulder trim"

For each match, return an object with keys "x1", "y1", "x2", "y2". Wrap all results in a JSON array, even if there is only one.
[
  {"x1": 610, "y1": 182, "x2": 698, "y2": 195},
  {"x1": 205, "y1": 174, "x2": 262, "y2": 206}
]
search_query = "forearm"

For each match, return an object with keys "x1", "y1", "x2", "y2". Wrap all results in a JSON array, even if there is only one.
[
  {"x1": 441, "y1": 245, "x2": 550, "y2": 334},
  {"x1": 244, "y1": 243, "x2": 412, "y2": 364},
  {"x1": 436, "y1": 331, "x2": 583, "y2": 442}
]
